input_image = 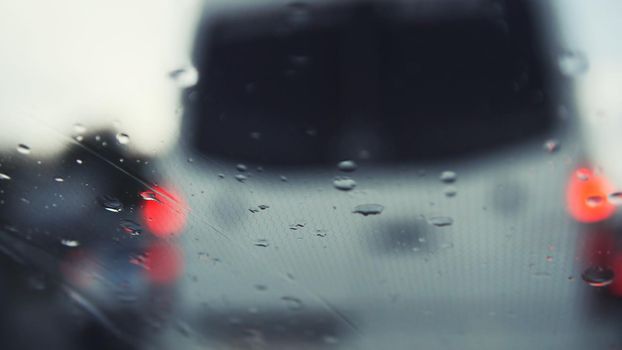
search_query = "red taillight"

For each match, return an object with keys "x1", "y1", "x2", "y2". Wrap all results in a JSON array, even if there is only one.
[
  {"x1": 567, "y1": 168, "x2": 615, "y2": 223},
  {"x1": 140, "y1": 185, "x2": 188, "y2": 237}
]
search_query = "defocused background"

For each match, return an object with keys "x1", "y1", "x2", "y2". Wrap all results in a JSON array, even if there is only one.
[{"x1": 3, "y1": 0, "x2": 622, "y2": 349}]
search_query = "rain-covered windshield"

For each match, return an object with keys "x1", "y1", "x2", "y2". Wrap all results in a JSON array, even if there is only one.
[{"x1": 2, "y1": 1, "x2": 622, "y2": 349}]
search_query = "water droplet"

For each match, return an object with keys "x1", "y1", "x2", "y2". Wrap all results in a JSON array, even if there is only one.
[
  {"x1": 337, "y1": 160, "x2": 358, "y2": 172},
  {"x1": 61, "y1": 239, "x2": 80, "y2": 247},
  {"x1": 444, "y1": 186, "x2": 457, "y2": 197},
  {"x1": 98, "y1": 195, "x2": 123, "y2": 212},
  {"x1": 187, "y1": 157, "x2": 194, "y2": 163},
  {"x1": 255, "y1": 284, "x2": 268, "y2": 291},
  {"x1": 280, "y1": 175, "x2": 288, "y2": 182},
  {"x1": 281, "y1": 296, "x2": 303, "y2": 310},
  {"x1": 235, "y1": 174, "x2": 248, "y2": 182},
  {"x1": 140, "y1": 191, "x2": 159, "y2": 202},
  {"x1": 217, "y1": 173, "x2": 225, "y2": 179},
  {"x1": 73, "y1": 123, "x2": 86, "y2": 134},
  {"x1": 543, "y1": 139, "x2": 560, "y2": 153},
  {"x1": 608, "y1": 192, "x2": 622, "y2": 206},
  {"x1": 0, "y1": 173, "x2": 11, "y2": 180},
  {"x1": 315, "y1": 229, "x2": 328, "y2": 237},
  {"x1": 428, "y1": 216, "x2": 454, "y2": 227},
  {"x1": 75, "y1": 135, "x2": 84, "y2": 142},
  {"x1": 169, "y1": 66, "x2": 199, "y2": 88},
  {"x1": 333, "y1": 177, "x2": 356, "y2": 191},
  {"x1": 76, "y1": 159, "x2": 83, "y2": 165},
  {"x1": 17, "y1": 144, "x2": 31, "y2": 155},
  {"x1": 576, "y1": 169, "x2": 590, "y2": 181},
  {"x1": 581, "y1": 265, "x2": 614, "y2": 287},
  {"x1": 558, "y1": 50, "x2": 589, "y2": 76},
  {"x1": 439, "y1": 171, "x2": 457, "y2": 183},
  {"x1": 120, "y1": 219, "x2": 142, "y2": 236},
  {"x1": 54, "y1": 177, "x2": 64, "y2": 182},
  {"x1": 352, "y1": 203, "x2": 384, "y2": 216},
  {"x1": 116, "y1": 133, "x2": 130, "y2": 145},
  {"x1": 250, "y1": 131, "x2": 262, "y2": 140},
  {"x1": 289, "y1": 223, "x2": 305, "y2": 230},
  {"x1": 254, "y1": 239, "x2": 269, "y2": 247},
  {"x1": 236, "y1": 164, "x2": 248, "y2": 172},
  {"x1": 258, "y1": 204, "x2": 270, "y2": 210},
  {"x1": 586, "y1": 195, "x2": 604, "y2": 208}
]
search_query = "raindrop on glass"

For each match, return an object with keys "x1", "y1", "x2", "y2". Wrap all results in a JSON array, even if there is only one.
[
  {"x1": 99, "y1": 195, "x2": 123, "y2": 212},
  {"x1": 258, "y1": 204, "x2": 270, "y2": 210},
  {"x1": 140, "y1": 191, "x2": 158, "y2": 202},
  {"x1": 444, "y1": 186, "x2": 457, "y2": 197},
  {"x1": 281, "y1": 296, "x2": 303, "y2": 310},
  {"x1": 76, "y1": 159, "x2": 83, "y2": 165},
  {"x1": 581, "y1": 265, "x2": 614, "y2": 287},
  {"x1": 333, "y1": 177, "x2": 356, "y2": 191},
  {"x1": 558, "y1": 50, "x2": 589, "y2": 77},
  {"x1": 586, "y1": 195, "x2": 604, "y2": 208},
  {"x1": 54, "y1": 177, "x2": 64, "y2": 182},
  {"x1": 543, "y1": 139, "x2": 560, "y2": 153},
  {"x1": 61, "y1": 239, "x2": 80, "y2": 247},
  {"x1": 608, "y1": 192, "x2": 622, "y2": 206},
  {"x1": 280, "y1": 175, "x2": 288, "y2": 182},
  {"x1": 250, "y1": 131, "x2": 262, "y2": 140},
  {"x1": 169, "y1": 66, "x2": 199, "y2": 88},
  {"x1": 236, "y1": 164, "x2": 248, "y2": 172},
  {"x1": 439, "y1": 171, "x2": 456, "y2": 183},
  {"x1": 120, "y1": 219, "x2": 142, "y2": 236},
  {"x1": 73, "y1": 123, "x2": 86, "y2": 134},
  {"x1": 428, "y1": 216, "x2": 454, "y2": 227},
  {"x1": 0, "y1": 173, "x2": 11, "y2": 181},
  {"x1": 17, "y1": 144, "x2": 31, "y2": 155},
  {"x1": 235, "y1": 174, "x2": 248, "y2": 183},
  {"x1": 254, "y1": 239, "x2": 269, "y2": 248},
  {"x1": 352, "y1": 203, "x2": 384, "y2": 216},
  {"x1": 116, "y1": 133, "x2": 130, "y2": 145},
  {"x1": 337, "y1": 160, "x2": 357, "y2": 172},
  {"x1": 576, "y1": 169, "x2": 590, "y2": 181}
]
